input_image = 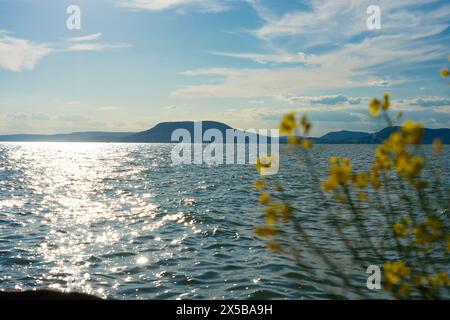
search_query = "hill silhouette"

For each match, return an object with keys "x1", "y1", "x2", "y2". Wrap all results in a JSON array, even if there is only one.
[{"x1": 0, "y1": 121, "x2": 449, "y2": 144}]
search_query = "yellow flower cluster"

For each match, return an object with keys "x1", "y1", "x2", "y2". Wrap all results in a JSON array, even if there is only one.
[
  {"x1": 256, "y1": 73, "x2": 449, "y2": 298},
  {"x1": 322, "y1": 157, "x2": 373, "y2": 200},
  {"x1": 371, "y1": 119, "x2": 429, "y2": 185},
  {"x1": 392, "y1": 215, "x2": 443, "y2": 253},
  {"x1": 413, "y1": 272, "x2": 450, "y2": 288},
  {"x1": 254, "y1": 179, "x2": 292, "y2": 250},
  {"x1": 442, "y1": 67, "x2": 449, "y2": 78},
  {"x1": 322, "y1": 157, "x2": 352, "y2": 192},
  {"x1": 281, "y1": 113, "x2": 314, "y2": 149},
  {"x1": 393, "y1": 217, "x2": 412, "y2": 238},
  {"x1": 414, "y1": 217, "x2": 442, "y2": 246},
  {"x1": 255, "y1": 154, "x2": 278, "y2": 176},
  {"x1": 279, "y1": 113, "x2": 297, "y2": 135},
  {"x1": 369, "y1": 98, "x2": 381, "y2": 117},
  {"x1": 384, "y1": 261, "x2": 411, "y2": 297},
  {"x1": 369, "y1": 93, "x2": 390, "y2": 117},
  {"x1": 401, "y1": 120, "x2": 424, "y2": 145}
]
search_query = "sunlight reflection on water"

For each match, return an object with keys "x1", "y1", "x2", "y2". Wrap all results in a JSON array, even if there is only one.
[{"x1": 0, "y1": 142, "x2": 448, "y2": 299}]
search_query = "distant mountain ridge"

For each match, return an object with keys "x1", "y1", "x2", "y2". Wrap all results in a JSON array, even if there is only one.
[
  {"x1": 319, "y1": 127, "x2": 450, "y2": 144},
  {"x1": 0, "y1": 121, "x2": 449, "y2": 144},
  {"x1": 125, "y1": 121, "x2": 233, "y2": 143}
]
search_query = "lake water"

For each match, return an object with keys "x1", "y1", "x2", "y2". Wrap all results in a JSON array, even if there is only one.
[{"x1": 0, "y1": 143, "x2": 448, "y2": 299}]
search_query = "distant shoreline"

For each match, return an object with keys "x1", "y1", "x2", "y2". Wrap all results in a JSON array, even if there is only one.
[{"x1": 0, "y1": 121, "x2": 449, "y2": 144}]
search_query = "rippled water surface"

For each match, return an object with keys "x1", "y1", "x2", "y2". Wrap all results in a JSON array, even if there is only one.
[{"x1": 0, "y1": 143, "x2": 448, "y2": 299}]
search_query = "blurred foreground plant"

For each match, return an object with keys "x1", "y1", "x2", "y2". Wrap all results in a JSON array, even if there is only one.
[{"x1": 255, "y1": 69, "x2": 450, "y2": 299}]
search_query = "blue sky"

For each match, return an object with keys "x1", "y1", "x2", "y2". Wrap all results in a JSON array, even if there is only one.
[{"x1": 0, "y1": 0, "x2": 449, "y2": 136}]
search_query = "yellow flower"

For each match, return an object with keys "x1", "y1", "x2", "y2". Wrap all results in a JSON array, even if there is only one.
[
  {"x1": 335, "y1": 194, "x2": 348, "y2": 203},
  {"x1": 288, "y1": 136, "x2": 300, "y2": 145},
  {"x1": 393, "y1": 222, "x2": 409, "y2": 237},
  {"x1": 358, "y1": 192, "x2": 368, "y2": 201},
  {"x1": 256, "y1": 156, "x2": 271, "y2": 169},
  {"x1": 322, "y1": 157, "x2": 354, "y2": 192},
  {"x1": 353, "y1": 172, "x2": 369, "y2": 189},
  {"x1": 329, "y1": 158, "x2": 353, "y2": 184},
  {"x1": 280, "y1": 113, "x2": 297, "y2": 135},
  {"x1": 267, "y1": 241, "x2": 282, "y2": 252},
  {"x1": 370, "y1": 173, "x2": 381, "y2": 189},
  {"x1": 385, "y1": 132, "x2": 405, "y2": 154},
  {"x1": 398, "y1": 284, "x2": 410, "y2": 297},
  {"x1": 265, "y1": 209, "x2": 277, "y2": 225},
  {"x1": 382, "y1": 93, "x2": 390, "y2": 110},
  {"x1": 322, "y1": 176, "x2": 338, "y2": 192},
  {"x1": 430, "y1": 272, "x2": 449, "y2": 287},
  {"x1": 441, "y1": 67, "x2": 449, "y2": 78},
  {"x1": 280, "y1": 204, "x2": 291, "y2": 222},
  {"x1": 433, "y1": 138, "x2": 443, "y2": 156},
  {"x1": 274, "y1": 183, "x2": 284, "y2": 192},
  {"x1": 396, "y1": 153, "x2": 424, "y2": 181},
  {"x1": 255, "y1": 226, "x2": 278, "y2": 237},
  {"x1": 369, "y1": 98, "x2": 381, "y2": 117},
  {"x1": 256, "y1": 155, "x2": 278, "y2": 176},
  {"x1": 330, "y1": 156, "x2": 340, "y2": 164},
  {"x1": 254, "y1": 179, "x2": 266, "y2": 190},
  {"x1": 384, "y1": 261, "x2": 410, "y2": 286},
  {"x1": 300, "y1": 139, "x2": 314, "y2": 149},
  {"x1": 414, "y1": 217, "x2": 442, "y2": 245},
  {"x1": 375, "y1": 145, "x2": 392, "y2": 170},
  {"x1": 401, "y1": 120, "x2": 424, "y2": 145},
  {"x1": 259, "y1": 192, "x2": 271, "y2": 205},
  {"x1": 300, "y1": 115, "x2": 312, "y2": 135}
]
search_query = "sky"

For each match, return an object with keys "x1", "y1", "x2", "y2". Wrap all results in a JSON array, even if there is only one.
[{"x1": 0, "y1": 0, "x2": 449, "y2": 136}]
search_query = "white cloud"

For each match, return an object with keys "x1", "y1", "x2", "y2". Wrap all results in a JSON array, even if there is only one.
[
  {"x1": 279, "y1": 94, "x2": 363, "y2": 105},
  {"x1": 65, "y1": 33, "x2": 131, "y2": 52},
  {"x1": 0, "y1": 34, "x2": 53, "y2": 72},
  {"x1": 0, "y1": 31, "x2": 130, "y2": 72},
  {"x1": 367, "y1": 79, "x2": 391, "y2": 88},
  {"x1": 174, "y1": 0, "x2": 449, "y2": 99},
  {"x1": 210, "y1": 51, "x2": 312, "y2": 64},
  {"x1": 172, "y1": 66, "x2": 353, "y2": 98},
  {"x1": 250, "y1": 0, "x2": 446, "y2": 42},
  {"x1": 117, "y1": 0, "x2": 230, "y2": 13},
  {"x1": 66, "y1": 42, "x2": 131, "y2": 52},
  {"x1": 68, "y1": 33, "x2": 103, "y2": 42},
  {"x1": 399, "y1": 97, "x2": 450, "y2": 108}
]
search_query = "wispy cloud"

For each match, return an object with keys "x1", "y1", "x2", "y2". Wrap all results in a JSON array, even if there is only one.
[
  {"x1": 65, "y1": 42, "x2": 131, "y2": 52},
  {"x1": 117, "y1": 0, "x2": 230, "y2": 13},
  {"x1": 64, "y1": 33, "x2": 131, "y2": 52},
  {"x1": 175, "y1": 0, "x2": 449, "y2": 99},
  {"x1": 209, "y1": 51, "x2": 312, "y2": 65},
  {"x1": 399, "y1": 97, "x2": 450, "y2": 108},
  {"x1": 0, "y1": 31, "x2": 131, "y2": 72},
  {"x1": 67, "y1": 33, "x2": 103, "y2": 42},
  {"x1": 367, "y1": 79, "x2": 392, "y2": 88},
  {"x1": 249, "y1": 0, "x2": 447, "y2": 42},
  {"x1": 279, "y1": 94, "x2": 363, "y2": 105},
  {"x1": 0, "y1": 33, "x2": 53, "y2": 72}
]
